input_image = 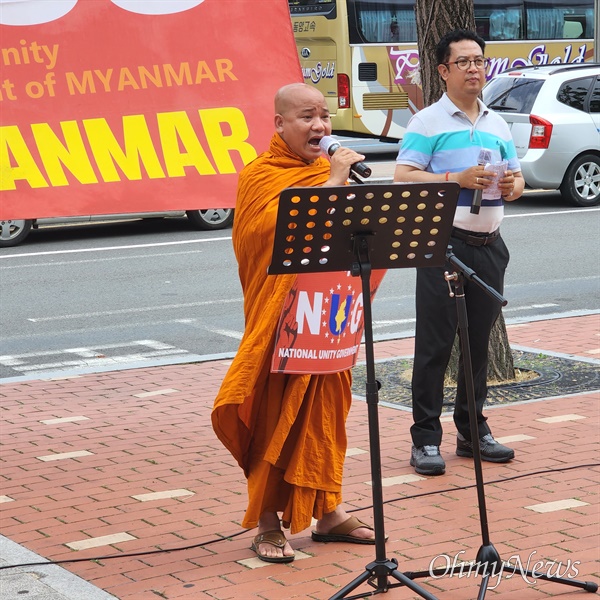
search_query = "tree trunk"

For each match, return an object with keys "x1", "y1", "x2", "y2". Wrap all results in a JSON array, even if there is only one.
[
  {"x1": 414, "y1": 0, "x2": 475, "y2": 106},
  {"x1": 414, "y1": 0, "x2": 515, "y2": 384},
  {"x1": 445, "y1": 312, "x2": 516, "y2": 382}
]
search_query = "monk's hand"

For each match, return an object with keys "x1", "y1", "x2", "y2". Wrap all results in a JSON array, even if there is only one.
[{"x1": 325, "y1": 148, "x2": 365, "y2": 186}]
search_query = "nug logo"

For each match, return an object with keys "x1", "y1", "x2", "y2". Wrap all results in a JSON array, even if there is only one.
[{"x1": 0, "y1": 0, "x2": 206, "y2": 26}]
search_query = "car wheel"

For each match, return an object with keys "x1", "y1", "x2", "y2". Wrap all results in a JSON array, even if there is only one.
[
  {"x1": 0, "y1": 219, "x2": 33, "y2": 247},
  {"x1": 559, "y1": 154, "x2": 600, "y2": 207},
  {"x1": 186, "y1": 209, "x2": 234, "y2": 230}
]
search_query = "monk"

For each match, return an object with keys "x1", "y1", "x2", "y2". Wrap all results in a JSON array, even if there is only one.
[{"x1": 212, "y1": 83, "x2": 376, "y2": 563}]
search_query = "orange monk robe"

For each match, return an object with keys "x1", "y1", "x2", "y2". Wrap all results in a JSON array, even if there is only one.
[{"x1": 212, "y1": 133, "x2": 353, "y2": 534}]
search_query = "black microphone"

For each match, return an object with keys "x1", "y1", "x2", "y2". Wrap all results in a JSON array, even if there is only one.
[
  {"x1": 319, "y1": 136, "x2": 372, "y2": 178},
  {"x1": 471, "y1": 149, "x2": 492, "y2": 215}
]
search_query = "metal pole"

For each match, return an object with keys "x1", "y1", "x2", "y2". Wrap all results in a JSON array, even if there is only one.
[{"x1": 595, "y1": 0, "x2": 600, "y2": 62}]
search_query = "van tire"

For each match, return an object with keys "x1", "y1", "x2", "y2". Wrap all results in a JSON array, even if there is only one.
[
  {"x1": 0, "y1": 219, "x2": 33, "y2": 247},
  {"x1": 186, "y1": 209, "x2": 234, "y2": 230},
  {"x1": 560, "y1": 154, "x2": 600, "y2": 207}
]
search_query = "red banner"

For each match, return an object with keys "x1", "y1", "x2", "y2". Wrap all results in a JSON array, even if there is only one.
[
  {"x1": 271, "y1": 270, "x2": 387, "y2": 375},
  {"x1": 0, "y1": 0, "x2": 301, "y2": 219}
]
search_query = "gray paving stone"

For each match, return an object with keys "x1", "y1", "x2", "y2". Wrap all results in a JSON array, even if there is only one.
[{"x1": 0, "y1": 536, "x2": 117, "y2": 600}]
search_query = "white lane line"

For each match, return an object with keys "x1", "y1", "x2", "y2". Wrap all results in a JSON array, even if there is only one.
[
  {"x1": 0, "y1": 249, "x2": 208, "y2": 269},
  {"x1": 0, "y1": 236, "x2": 232, "y2": 259},
  {"x1": 205, "y1": 328, "x2": 244, "y2": 340},
  {"x1": 372, "y1": 318, "x2": 415, "y2": 328},
  {"x1": 503, "y1": 303, "x2": 558, "y2": 312},
  {"x1": 0, "y1": 340, "x2": 175, "y2": 360},
  {"x1": 26, "y1": 298, "x2": 241, "y2": 322},
  {"x1": 371, "y1": 304, "x2": 560, "y2": 326},
  {"x1": 504, "y1": 208, "x2": 600, "y2": 218},
  {"x1": 13, "y1": 350, "x2": 187, "y2": 372}
]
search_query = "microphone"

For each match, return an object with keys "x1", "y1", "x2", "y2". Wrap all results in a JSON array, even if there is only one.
[
  {"x1": 471, "y1": 149, "x2": 492, "y2": 214},
  {"x1": 319, "y1": 136, "x2": 372, "y2": 178}
]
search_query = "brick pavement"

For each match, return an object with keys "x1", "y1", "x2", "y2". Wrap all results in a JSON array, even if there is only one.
[{"x1": 1, "y1": 314, "x2": 599, "y2": 599}]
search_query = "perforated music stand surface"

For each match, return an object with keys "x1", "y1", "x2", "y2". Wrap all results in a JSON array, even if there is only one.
[{"x1": 268, "y1": 182, "x2": 460, "y2": 276}]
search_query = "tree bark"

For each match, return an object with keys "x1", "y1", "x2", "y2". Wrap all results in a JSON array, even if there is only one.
[
  {"x1": 414, "y1": 0, "x2": 515, "y2": 384},
  {"x1": 414, "y1": 0, "x2": 476, "y2": 106},
  {"x1": 445, "y1": 312, "x2": 516, "y2": 382}
]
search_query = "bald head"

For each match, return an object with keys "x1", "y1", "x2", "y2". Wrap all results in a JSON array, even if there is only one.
[
  {"x1": 275, "y1": 83, "x2": 326, "y2": 115},
  {"x1": 273, "y1": 82, "x2": 331, "y2": 163}
]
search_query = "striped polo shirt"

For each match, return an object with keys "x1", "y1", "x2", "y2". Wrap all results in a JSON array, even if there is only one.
[{"x1": 396, "y1": 93, "x2": 520, "y2": 233}]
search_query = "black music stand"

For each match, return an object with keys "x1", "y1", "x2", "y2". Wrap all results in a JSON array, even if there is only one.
[
  {"x1": 415, "y1": 249, "x2": 597, "y2": 598},
  {"x1": 269, "y1": 182, "x2": 460, "y2": 599}
]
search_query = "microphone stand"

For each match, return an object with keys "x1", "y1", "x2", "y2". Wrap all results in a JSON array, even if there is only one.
[{"x1": 429, "y1": 246, "x2": 599, "y2": 597}]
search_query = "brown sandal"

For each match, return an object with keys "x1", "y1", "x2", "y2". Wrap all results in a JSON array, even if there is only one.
[
  {"x1": 312, "y1": 516, "x2": 377, "y2": 545},
  {"x1": 250, "y1": 529, "x2": 295, "y2": 563}
]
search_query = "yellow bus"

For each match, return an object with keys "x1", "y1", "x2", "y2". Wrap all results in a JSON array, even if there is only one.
[{"x1": 289, "y1": 0, "x2": 596, "y2": 140}]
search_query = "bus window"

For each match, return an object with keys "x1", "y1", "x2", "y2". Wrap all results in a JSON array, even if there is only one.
[
  {"x1": 351, "y1": 0, "x2": 416, "y2": 43},
  {"x1": 475, "y1": 0, "x2": 523, "y2": 41},
  {"x1": 525, "y1": 1, "x2": 595, "y2": 40},
  {"x1": 563, "y1": 19, "x2": 584, "y2": 39}
]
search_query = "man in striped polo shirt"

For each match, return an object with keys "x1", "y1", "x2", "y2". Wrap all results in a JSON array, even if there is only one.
[{"x1": 394, "y1": 29, "x2": 525, "y2": 476}]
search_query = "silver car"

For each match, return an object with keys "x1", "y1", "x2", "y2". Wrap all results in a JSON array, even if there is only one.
[
  {"x1": 0, "y1": 208, "x2": 234, "y2": 248},
  {"x1": 483, "y1": 63, "x2": 600, "y2": 207}
]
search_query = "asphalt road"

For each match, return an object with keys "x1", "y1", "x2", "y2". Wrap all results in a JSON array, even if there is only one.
[{"x1": 1, "y1": 154, "x2": 599, "y2": 382}]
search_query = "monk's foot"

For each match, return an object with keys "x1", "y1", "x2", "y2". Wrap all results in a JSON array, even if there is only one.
[
  {"x1": 252, "y1": 512, "x2": 295, "y2": 562},
  {"x1": 314, "y1": 508, "x2": 376, "y2": 543},
  {"x1": 251, "y1": 529, "x2": 295, "y2": 563}
]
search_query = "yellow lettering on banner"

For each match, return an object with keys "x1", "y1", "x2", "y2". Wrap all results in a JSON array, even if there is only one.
[
  {"x1": 0, "y1": 125, "x2": 48, "y2": 190},
  {"x1": 118, "y1": 67, "x2": 140, "y2": 91},
  {"x1": 31, "y1": 121, "x2": 98, "y2": 186},
  {"x1": 2, "y1": 107, "x2": 257, "y2": 190},
  {"x1": 65, "y1": 71, "x2": 96, "y2": 94},
  {"x1": 200, "y1": 107, "x2": 256, "y2": 174},
  {"x1": 83, "y1": 115, "x2": 165, "y2": 182},
  {"x1": 157, "y1": 111, "x2": 216, "y2": 176}
]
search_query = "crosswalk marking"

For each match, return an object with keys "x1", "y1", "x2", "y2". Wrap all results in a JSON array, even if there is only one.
[{"x1": 0, "y1": 340, "x2": 192, "y2": 377}]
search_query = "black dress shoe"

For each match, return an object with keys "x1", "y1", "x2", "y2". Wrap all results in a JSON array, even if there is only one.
[{"x1": 456, "y1": 433, "x2": 515, "y2": 463}]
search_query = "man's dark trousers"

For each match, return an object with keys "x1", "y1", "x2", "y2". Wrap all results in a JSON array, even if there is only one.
[{"x1": 410, "y1": 234, "x2": 510, "y2": 447}]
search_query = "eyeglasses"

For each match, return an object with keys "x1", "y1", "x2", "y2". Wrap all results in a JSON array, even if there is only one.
[{"x1": 443, "y1": 57, "x2": 489, "y2": 70}]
